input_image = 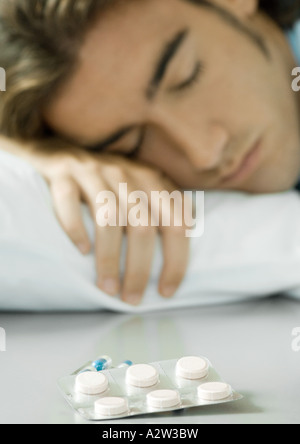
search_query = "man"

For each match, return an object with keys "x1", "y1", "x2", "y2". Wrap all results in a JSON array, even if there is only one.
[{"x1": 0, "y1": 0, "x2": 299, "y2": 306}]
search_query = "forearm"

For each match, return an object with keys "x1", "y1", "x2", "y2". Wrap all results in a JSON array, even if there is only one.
[{"x1": 0, "y1": 133, "x2": 85, "y2": 173}]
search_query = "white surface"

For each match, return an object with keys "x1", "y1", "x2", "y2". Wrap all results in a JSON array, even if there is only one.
[
  {"x1": 126, "y1": 364, "x2": 159, "y2": 388},
  {"x1": 75, "y1": 372, "x2": 108, "y2": 395},
  {"x1": 198, "y1": 383, "x2": 232, "y2": 401},
  {"x1": 147, "y1": 390, "x2": 181, "y2": 409},
  {"x1": 0, "y1": 298, "x2": 299, "y2": 424},
  {"x1": 94, "y1": 397, "x2": 129, "y2": 417},
  {"x1": 176, "y1": 356, "x2": 209, "y2": 380},
  {"x1": 1, "y1": 149, "x2": 300, "y2": 312}
]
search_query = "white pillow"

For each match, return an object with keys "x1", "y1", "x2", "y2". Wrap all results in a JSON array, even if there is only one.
[{"x1": 0, "y1": 149, "x2": 300, "y2": 312}]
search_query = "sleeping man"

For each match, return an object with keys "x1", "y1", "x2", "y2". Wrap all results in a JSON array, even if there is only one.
[{"x1": 0, "y1": 0, "x2": 299, "y2": 309}]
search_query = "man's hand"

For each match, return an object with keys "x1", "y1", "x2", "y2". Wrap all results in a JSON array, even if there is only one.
[{"x1": 0, "y1": 137, "x2": 190, "y2": 305}]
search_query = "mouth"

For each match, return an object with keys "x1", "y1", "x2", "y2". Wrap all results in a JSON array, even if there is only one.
[{"x1": 220, "y1": 137, "x2": 263, "y2": 186}]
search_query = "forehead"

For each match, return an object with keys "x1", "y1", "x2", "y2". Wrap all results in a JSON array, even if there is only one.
[{"x1": 44, "y1": 0, "x2": 191, "y2": 144}]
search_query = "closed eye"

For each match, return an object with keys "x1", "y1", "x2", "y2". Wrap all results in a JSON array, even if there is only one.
[
  {"x1": 168, "y1": 61, "x2": 203, "y2": 92},
  {"x1": 123, "y1": 62, "x2": 204, "y2": 158},
  {"x1": 87, "y1": 61, "x2": 203, "y2": 158},
  {"x1": 125, "y1": 63, "x2": 203, "y2": 157},
  {"x1": 114, "y1": 63, "x2": 203, "y2": 158}
]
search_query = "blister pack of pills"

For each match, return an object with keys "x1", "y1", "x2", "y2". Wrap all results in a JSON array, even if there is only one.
[{"x1": 58, "y1": 356, "x2": 243, "y2": 421}]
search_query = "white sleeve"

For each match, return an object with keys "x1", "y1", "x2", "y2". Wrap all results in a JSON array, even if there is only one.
[{"x1": 0, "y1": 149, "x2": 300, "y2": 312}]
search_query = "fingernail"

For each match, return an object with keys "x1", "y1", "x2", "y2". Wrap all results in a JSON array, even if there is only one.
[
  {"x1": 161, "y1": 285, "x2": 177, "y2": 298},
  {"x1": 99, "y1": 278, "x2": 119, "y2": 296},
  {"x1": 124, "y1": 294, "x2": 142, "y2": 306}
]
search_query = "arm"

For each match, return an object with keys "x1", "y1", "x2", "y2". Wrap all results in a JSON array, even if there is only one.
[{"x1": 0, "y1": 134, "x2": 190, "y2": 306}]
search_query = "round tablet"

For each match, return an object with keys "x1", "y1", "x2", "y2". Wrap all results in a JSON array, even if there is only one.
[
  {"x1": 176, "y1": 356, "x2": 209, "y2": 380},
  {"x1": 126, "y1": 364, "x2": 159, "y2": 388},
  {"x1": 75, "y1": 371, "x2": 109, "y2": 395},
  {"x1": 197, "y1": 382, "x2": 232, "y2": 401},
  {"x1": 95, "y1": 397, "x2": 129, "y2": 417},
  {"x1": 147, "y1": 390, "x2": 180, "y2": 409}
]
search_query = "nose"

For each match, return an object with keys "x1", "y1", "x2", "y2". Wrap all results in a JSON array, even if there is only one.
[{"x1": 150, "y1": 107, "x2": 229, "y2": 170}]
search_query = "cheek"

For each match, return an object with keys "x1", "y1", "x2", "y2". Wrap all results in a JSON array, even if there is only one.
[
  {"x1": 138, "y1": 134, "x2": 191, "y2": 179},
  {"x1": 201, "y1": 71, "x2": 265, "y2": 126},
  {"x1": 138, "y1": 141, "x2": 210, "y2": 189},
  {"x1": 140, "y1": 137, "x2": 179, "y2": 168},
  {"x1": 197, "y1": 42, "x2": 278, "y2": 127}
]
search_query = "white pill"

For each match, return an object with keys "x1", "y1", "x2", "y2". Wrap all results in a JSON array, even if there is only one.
[
  {"x1": 197, "y1": 382, "x2": 232, "y2": 401},
  {"x1": 176, "y1": 356, "x2": 209, "y2": 380},
  {"x1": 147, "y1": 390, "x2": 180, "y2": 409},
  {"x1": 95, "y1": 397, "x2": 129, "y2": 417},
  {"x1": 126, "y1": 364, "x2": 159, "y2": 388},
  {"x1": 75, "y1": 371, "x2": 108, "y2": 395}
]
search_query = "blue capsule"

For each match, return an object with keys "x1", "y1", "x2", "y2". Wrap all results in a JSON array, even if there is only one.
[
  {"x1": 92, "y1": 359, "x2": 108, "y2": 372},
  {"x1": 101, "y1": 355, "x2": 113, "y2": 368},
  {"x1": 92, "y1": 355, "x2": 113, "y2": 372},
  {"x1": 117, "y1": 360, "x2": 133, "y2": 368},
  {"x1": 123, "y1": 360, "x2": 133, "y2": 366}
]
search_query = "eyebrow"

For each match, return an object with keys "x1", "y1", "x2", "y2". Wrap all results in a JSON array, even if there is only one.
[
  {"x1": 146, "y1": 28, "x2": 189, "y2": 100},
  {"x1": 87, "y1": 28, "x2": 190, "y2": 152}
]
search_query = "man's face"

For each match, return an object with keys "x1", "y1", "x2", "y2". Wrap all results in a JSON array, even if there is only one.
[{"x1": 44, "y1": 0, "x2": 300, "y2": 193}]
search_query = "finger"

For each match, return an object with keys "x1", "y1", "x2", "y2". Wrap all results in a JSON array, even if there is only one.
[
  {"x1": 122, "y1": 226, "x2": 157, "y2": 306},
  {"x1": 131, "y1": 174, "x2": 189, "y2": 299},
  {"x1": 109, "y1": 175, "x2": 156, "y2": 306},
  {"x1": 79, "y1": 175, "x2": 123, "y2": 297},
  {"x1": 95, "y1": 224, "x2": 123, "y2": 297},
  {"x1": 51, "y1": 177, "x2": 91, "y2": 254},
  {"x1": 104, "y1": 169, "x2": 155, "y2": 303},
  {"x1": 159, "y1": 225, "x2": 190, "y2": 298}
]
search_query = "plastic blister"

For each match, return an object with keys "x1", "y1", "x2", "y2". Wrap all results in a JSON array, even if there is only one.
[{"x1": 58, "y1": 356, "x2": 242, "y2": 421}]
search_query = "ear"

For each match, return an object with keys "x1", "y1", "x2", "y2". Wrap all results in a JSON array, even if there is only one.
[{"x1": 208, "y1": 0, "x2": 259, "y2": 19}]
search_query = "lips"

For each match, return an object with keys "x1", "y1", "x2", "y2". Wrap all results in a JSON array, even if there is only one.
[{"x1": 220, "y1": 138, "x2": 262, "y2": 186}]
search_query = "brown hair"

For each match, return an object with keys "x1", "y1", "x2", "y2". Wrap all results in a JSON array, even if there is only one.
[
  {"x1": 260, "y1": 0, "x2": 300, "y2": 28},
  {"x1": 0, "y1": 0, "x2": 113, "y2": 140},
  {"x1": 0, "y1": 0, "x2": 299, "y2": 141}
]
